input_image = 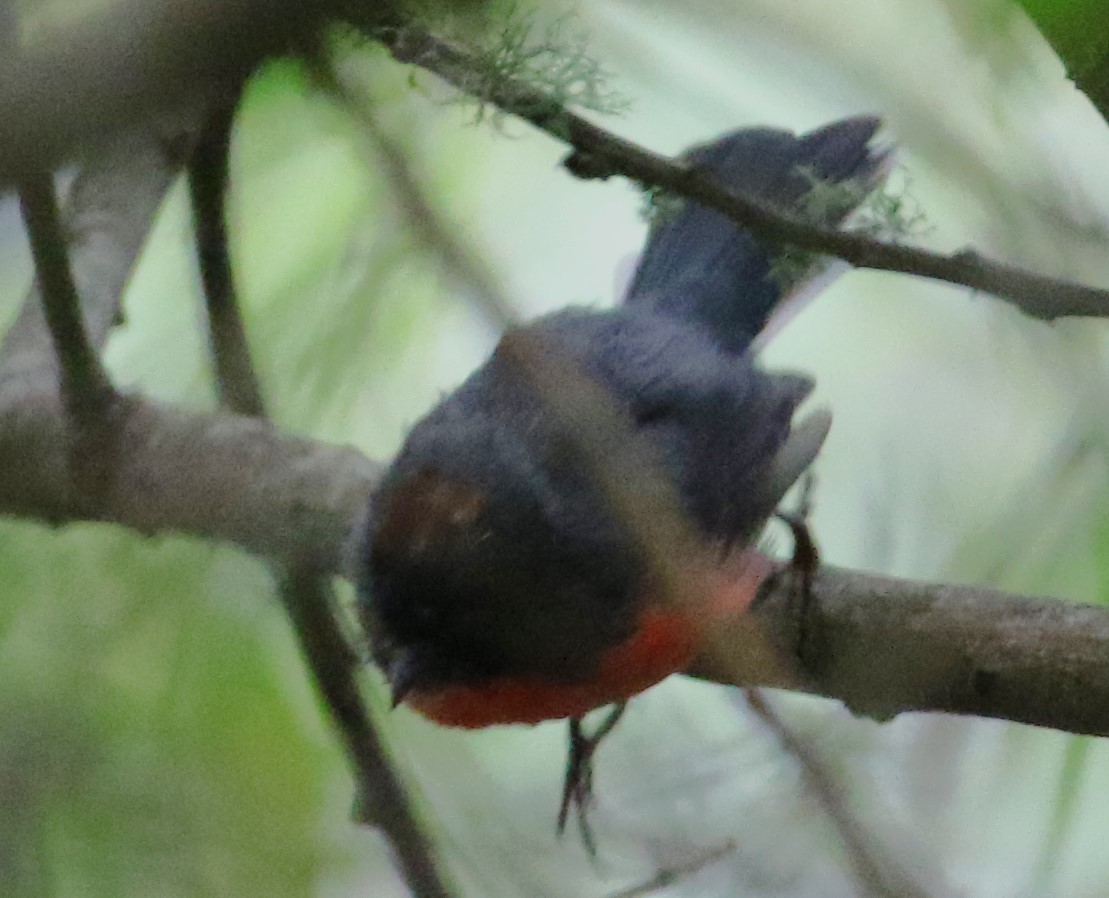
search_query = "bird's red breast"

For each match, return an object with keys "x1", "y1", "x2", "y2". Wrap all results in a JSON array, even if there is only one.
[{"x1": 403, "y1": 548, "x2": 773, "y2": 728}]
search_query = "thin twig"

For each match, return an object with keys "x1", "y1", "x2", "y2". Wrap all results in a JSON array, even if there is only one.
[
  {"x1": 188, "y1": 107, "x2": 457, "y2": 898},
  {"x1": 308, "y1": 55, "x2": 516, "y2": 329},
  {"x1": 0, "y1": 128, "x2": 195, "y2": 379},
  {"x1": 18, "y1": 173, "x2": 115, "y2": 419},
  {"x1": 280, "y1": 566, "x2": 456, "y2": 898},
  {"x1": 188, "y1": 96, "x2": 268, "y2": 417},
  {"x1": 365, "y1": 23, "x2": 1109, "y2": 321},
  {"x1": 745, "y1": 689, "x2": 929, "y2": 898},
  {"x1": 600, "y1": 839, "x2": 737, "y2": 898}
]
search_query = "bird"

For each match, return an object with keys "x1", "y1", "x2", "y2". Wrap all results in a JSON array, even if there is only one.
[{"x1": 356, "y1": 114, "x2": 890, "y2": 843}]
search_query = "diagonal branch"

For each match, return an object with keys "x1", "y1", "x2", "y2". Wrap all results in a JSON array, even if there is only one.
[
  {"x1": 280, "y1": 566, "x2": 455, "y2": 898},
  {"x1": 0, "y1": 127, "x2": 194, "y2": 380},
  {"x1": 744, "y1": 689, "x2": 929, "y2": 898},
  {"x1": 363, "y1": 23, "x2": 1109, "y2": 321},
  {"x1": 1, "y1": 1, "x2": 1103, "y2": 321},
  {"x1": 319, "y1": 68, "x2": 518, "y2": 330},
  {"x1": 187, "y1": 103, "x2": 457, "y2": 898}
]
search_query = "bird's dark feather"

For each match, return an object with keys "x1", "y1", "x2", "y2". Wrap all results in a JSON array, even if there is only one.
[{"x1": 359, "y1": 116, "x2": 888, "y2": 699}]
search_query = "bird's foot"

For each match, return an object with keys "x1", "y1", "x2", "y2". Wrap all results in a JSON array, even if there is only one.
[
  {"x1": 557, "y1": 702, "x2": 626, "y2": 857},
  {"x1": 774, "y1": 475, "x2": 820, "y2": 667}
]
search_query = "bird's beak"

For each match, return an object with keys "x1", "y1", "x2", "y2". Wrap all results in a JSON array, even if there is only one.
[{"x1": 386, "y1": 649, "x2": 424, "y2": 709}]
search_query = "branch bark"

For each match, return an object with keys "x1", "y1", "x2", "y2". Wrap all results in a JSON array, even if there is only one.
[
  {"x1": 0, "y1": 389, "x2": 376, "y2": 583},
  {"x1": 0, "y1": 369, "x2": 1106, "y2": 737},
  {"x1": 0, "y1": 127, "x2": 370, "y2": 573},
  {"x1": 694, "y1": 566, "x2": 1109, "y2": 737}
]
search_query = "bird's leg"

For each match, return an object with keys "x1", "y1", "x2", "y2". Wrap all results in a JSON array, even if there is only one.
[
  {"x1": 557, "y1": 702, "x2": 627, "y2": 855},
  {"x1": 774, "y1": 510, "x2": 818, "y2": 599}
]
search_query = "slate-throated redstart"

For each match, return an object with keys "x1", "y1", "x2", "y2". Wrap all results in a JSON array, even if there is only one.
[{"x1": 357, "y1": 115, "x2": 889, "y2": 840}]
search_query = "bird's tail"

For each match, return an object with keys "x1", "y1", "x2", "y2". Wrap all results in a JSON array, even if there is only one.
[{"x1": 623, "y1": 116, "x2": 891, "y2": 353}]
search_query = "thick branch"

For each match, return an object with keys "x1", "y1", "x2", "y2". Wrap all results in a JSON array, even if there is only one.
[
  {"x1": 0, "y1": 0, "x2": 327, "y2": 185},
  {"x1": 2, "y1": 131, "x2": 1094, "y2": 741},
  {"x1": 0, "y1": 389, "x2": 376, "y2": 581},
  {"x1": 0, "y1": 136, "x2": 360, "y2": 549},
  {"x1": 371, "y1": 25, "x2": 1109, "y2": 321},
  {"x1": 0, "y1": 379, "x2": 1106, "y2": 736},
  {"x1": 693, "y1": 566, "x2": 1109, "y2": 737},
  {"x1": 1, "y1": 0, "x2": 1107, "y2": 752}
]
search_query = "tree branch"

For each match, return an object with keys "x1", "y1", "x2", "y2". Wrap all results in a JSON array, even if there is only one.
[
  {"x1": 18, "y1": 173, "x2": 115, "y2": 418},
  {"x1": 2, "y1": 2, "x2": 1104, "y2": 321},
  {"x1": 280, "y1": 567, "x2": 456, "y2": 898},
  {"x1": 187, "y1": 102, "x2": 456, "y2": 898},
  {"x1": 0, "y1": 0, "x2": 328, "y2": 185},
  {"x1": 189, "y1": 98, "x2": 269, "y2": 418},
  {"x1": 2, "y1": 106, "x2": 1101, "y2": 744},
  {"x1": 694, "y1": 566, "x2": 1109, "y2": 737},
  {"x1": 1, "y1": 0, "x2": 1107, "y2": 766},
  {"x1": 367, "y1": 23, "x2": 1109, "y2": 321},
  {"x1": 0, "y1": 377, "x2": 1105, "y2": 737},
  {"x1": 0, "y1": 127, "x2": 193, "y2": 378},
  {"x1": 744, "y1": 689, "x2": 928, "y2": 898},
  {"x1": 0, "y1": 122, "x2": 375, "y2": 614}
]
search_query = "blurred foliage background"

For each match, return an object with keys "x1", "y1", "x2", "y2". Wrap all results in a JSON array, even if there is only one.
[{"x1": 4, "y1": 0, "x2": 1109, "y2": 895}]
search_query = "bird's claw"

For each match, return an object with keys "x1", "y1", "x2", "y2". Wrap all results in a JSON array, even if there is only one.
[{"x1": 558, "y1": 702, "x2": 626, "y2": 857}]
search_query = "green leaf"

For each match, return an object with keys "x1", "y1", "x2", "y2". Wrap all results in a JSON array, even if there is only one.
[{"x1": 1017, "y1": 0, "x2": 1109, "y2": 121}]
